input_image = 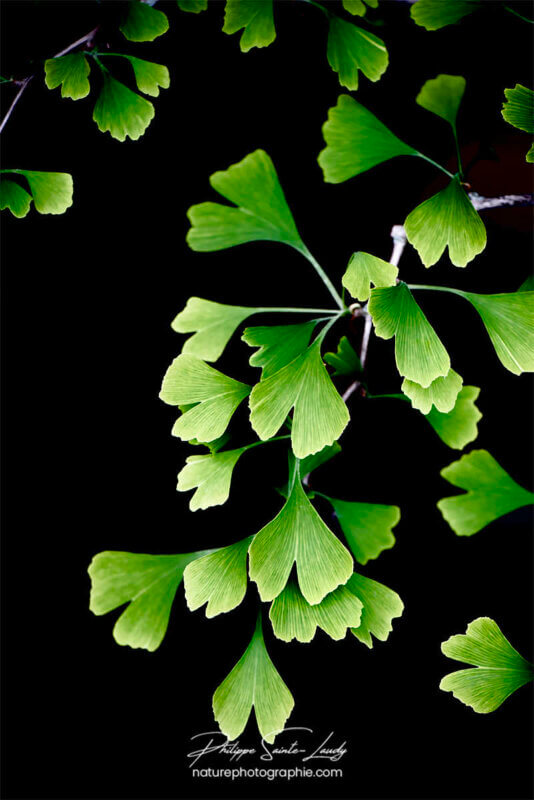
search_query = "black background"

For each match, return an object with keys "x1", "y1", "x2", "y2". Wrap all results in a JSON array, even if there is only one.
[{"x1": 1, "y1": 1, "x2": 533, "y2": 799}]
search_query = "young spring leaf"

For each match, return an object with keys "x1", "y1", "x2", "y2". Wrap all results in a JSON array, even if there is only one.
[
  {"x1": 327, "y1": 15, "x2": 388, "y2": 91},
  {"x1": 1, "y1": 170, "x2": 73, "y2": 215},
  {"x1": 440, "y1": 617, "x2": 534, "y2": 713},
  {"x1": 242, "y1": 321, "x2": 316, "y2": 378},
  {"x1": 0, "y1": 179, "x2": 32, "y2": 218},
  {"x1": 125, "y1": 56, "x2": 170, "y2": 97},
  {"x1": 178, "y1": 0, "x2": 207, "y2": 12},
  {"x1": 187, "y1": 150, "x2": 306, "y2": 253},
  {"x1": 120, "y1": 0, "x2": 170, "y2": 42},
  {"x1": 222, "y1": 0, "x2": 276, "y2": 53},
  {"x1": 342, "y1": 251, "x2": 398, "y2": 302},
  {"x1": 88, "y1": 550, "x2": 210, "y2": 651},
  {"x1": 160, "y1": 354, "x2": 250, "y2": 442},
  {"x1": 416, "y1": 74, "x2": 466, "y2": 132},
  {"x1": 502, "y1": 84, "x2": 534, "y2": 162},
  {"x1": 425, "y1": 386, "x2": 482, "y2": 450},
  {"x1": 249, "y1": 339, "x2": 350, "y2": 458},
  {"x1": 249, "y1": 477, "x2": 353, "y2": 604},
  {"x1": 347, "y1": 572, "x2": 404, "y2": 648},
  {"x1": 173, "y1": 297, "x2": 256, "y2": 361},
  {"x1": 323, "y1": 495, "x2": 400, "y2": 564},
  {"x1": 44, "y1": 52, "x2": 91, "y2": 100},
  {"x1": 404, "y1": 177, "x2": 487, "y2": 268},
  {"x1": 177, "y1": 447, "x2": 246, "y2": 510},
  {"x1": 402, "y1": 368, "x2": 463, "y2": 414},
  {"x1": 410, "y1": 0, "x2": 481, "y2": 30},
  {"x1": 342, "y1": 0, "x2": 379, "y2": 16},
  {"x1": 269, "y1": 580, "x2": 363, "y2": 643},
  {"x1": 368, "y1": 282, "x2": 450, "y2": 387},
  {"x1": 183, "y1": 537, "x2": 253, "y2": 616},
  {"x1": 437, "y1": 449, "x2": 534, "y2": 536},
  {"x1": 93, "y1": 72, "x2": 154, "y2": 140},
  {"x1": 319, "y1": 95, "x2": 417, "y2": 183},
  {"x1": 324, "y1": 336, "x2": 362, "y2": 376}
]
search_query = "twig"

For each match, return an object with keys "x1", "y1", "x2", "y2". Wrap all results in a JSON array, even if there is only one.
[
  {"x1": 0, "y1": 77, "x2": 32, "y2": 134},
  {"x1": 469, "y1": 192, "x2": 534, "y2": 210}
]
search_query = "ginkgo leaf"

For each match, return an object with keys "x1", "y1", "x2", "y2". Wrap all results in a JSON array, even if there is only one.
[
  {"x1": 173, "y1": 297, "x2": 255, "y2": 361},
  {"x1": 404, "y1": 177, "x2": 487, "y2": 268},
  {"x1": 88, "y1": 550, "x2": 210, "y2": 651},
  {"x1": 184, "y1": 537, "x2": 253, "y2": 616},
  {"x1": 440, "y1": 617, "x2": 534, "y2": 713},
  {"x1": 269, "y1": 580, "x2": 362, "y2": 643},
  {"x1": 322, "y1": 494, "x2": 400, "y2": 564},
  {"x1": 425, "y1": 386, "x2": 482, "y2": 450},
  {"x1": 120, "y1": 0, "x2": 169, "y2": 42},
  {"x1": 0, "y1": 179, "x2": 32, "y2": 218},
  {"x1": 177, "y1": 447, "x2": 246, "y2": 510},
  {"x1": 518, "y1": 274, "x2": 534, "y2": 292},
  {"x1": 319, "y1": 95, "x2": 417, "y2": 183},
  {"x1": 249, "y1": 338, "x2": 350, "y2": 458},
  {"x1": 299, "y1": 442, "x2": 342, "y2": 478},
  {"x1": 410, "y1": 0, "x2": 481, "y2": 30},
  {"x1": 437, "y1": 449, "x2": 534, "y2": 536},
  {"x1": 1, "y1": 170, "x2": 73, "y2": 214},
  {"x1": 368, "y1": 282, "x2": 450, "y2": 387},
  {"x1": 160, "y1": 354, "x2": 250, "y2": 442},
  {"x1": 44, "y1": 52, "x2": 91, "y2": 100},
  {"x1": 528, "y1": 143, "x2": 534, "y2": 163},
  {"x1": 347, "y1": 572, "x2": 404, "y2": 648},
  {"x1": 242, "y1": 321, "x2": 316, "y2": 378},
  {"x1": 416, "y1": 74, "x2": 466, "y2": 130},
  {"x1": 327, "y1": 16, "x2": 388, "y2": 91},
  {"x1": 125, "y1": 56, "x2": 170, "y2": 97},
  {"x1": 460, "y1": 290, "x2": 534, "y2": 375},
  {"x1": 189, "y1": 432, "x2": 231, "y2": 453},
  {"x1": 342, "y1": 251, "x2": 398, "y2": 302},
  {"x1": 187, "y1": 150, "x2": 306, "y2": 253},
  {"x1": 342, "y1": 0, "x2": 378, "y2": 16},
  {"x1": 213, "y1": 616, "x2": 294, "y2": 743},
  {"x1": 249, "y1": 477, "x2": 353, "y2": 604},
  {"x1": 402, "y1": 368, "x2": 463, "y2": 414},
  {"x1": 324, "y1": 336, "x2": 362, "y2": 376},
  {"x1": 93, "y1": 72, "x2": 154, "y2": 141},
  {"x1": 222, "y1": 0, "x2": 276, "y2": 53},
  {"x1": 178, "y1": 0, "x2": 207, "y2": 12},
  {"x1": 502, "y1": 85, "x2": 534, "y2": 139}
]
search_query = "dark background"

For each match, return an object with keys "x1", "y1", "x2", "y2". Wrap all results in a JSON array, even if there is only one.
[{"x1": 1, "y1": 1, "x2": 533, "y2": 798}]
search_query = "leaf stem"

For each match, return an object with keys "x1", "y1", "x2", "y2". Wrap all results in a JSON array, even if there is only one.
[
  {"x1": 415, "y1": 152, "x2": 455, "y2": 179},
  {"x1": 408, "y1": 284, "x2": 466, "y2": 299},
  {"x1": 504, "y1": 4, "x2": 534, "y2": 23},
  {"x1": 300, "y1": 0, "x2": 331, "y2": 17},
  {"x1": 300, "y1": 247, "x2": 346, "y2": 310},
  {"x1": 452, "y1": 127, "x2": 464, "y2": 180},
  {"x1": 242, "y1": 435, "x2": 291, "y2": 453},
  {"x1": 367, "y1": 392, "x2": 409, "y2": 402},
  {"x1": 256, "y1": 306, "x2": 339, "y2": 315}
]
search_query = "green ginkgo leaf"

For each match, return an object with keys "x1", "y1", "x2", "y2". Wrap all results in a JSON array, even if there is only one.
[
  {"x1": 88, "y1": 550, "x2": 210, "y2": 651},
  {"x1": 1, "y1": 170, "x2": 73, "y2": 215},
  {"x1": 178, "y1": 0, "x2": 207, "y2": 12},
  {"x1": 347, "y1": 572, "x2": 404, "y2": 648},
  {"x1": 44, "y1": 52, "x2": 91, "y2": 100},
  {"x1": 184, "y1": 537, "x2": 253, "y2": 616},
  {"x1": 125, "y1": 56, "x2": 170, "y2": 97},
  {"x1": 327, "y1": 15, "x2": 388, "y2": 91},
  {"x1": 425, "y1": 386, "x2": 482, "y2": 450},
  {"x1": 501, "y1": 85, "x2": 534, "y2": 163},
  {"x1": 299, "y1": 442, "x2": 342, "y2": 479},
  {"x1": 437, "y1": 449, "x2": 534, "y2": 536},
  {"x1": 93, "y1": 72, "x2": 154, "y2": 140},
  {"x1": 0, "y1": 179, "x2": 32, "y2": 218},
  {"x1": 249, "y1": 338, "x2": 350, "y2": 458},
  {"x1": 440, "y1": 617, "x2": 534, "y2": 713},
  {"x1": 416, "y1": 74, "x2": 466, "y2": 131},
  {"x1": 120, "y1": 0, "x2": 169, "y2": 42},
  {"x1": 342, "y1": 251, "x2": 398, "y2": 302},
  {"x1": 402, "y1": 368, "x2": 463, "y2": 414},
  {"x1": 160, "y1": 354, "x2": 250, "y2": 442},
  {"x1": 322, "y1": 494, "x2": 400, "y2": 564},
  {"x1": 319, "y1": 95, "x2": 417, "y2": 183},
  {"x1": 410, "y1": 0, "x2": 481, "y2": 30},
  {"x1": 187, "y1": 150, "x2": 305, "y2": 253},
  {"x1": 177, "y1": 447, "x2": 246, "y2": 510},
  {"x1": 222, "y1": 0, "x2": 276, "y2": 52},
  {"x1": 368, "y1": 282, "x2": 450, "y2": 387},
  {"x1": 269, "y1": 580, "x2": 363, "y2": 643},
  {"x1": 404, "y1": 177, "x2": 487, "y2": 268},
  {"x1": 249, "y1": 476, "x2": 353, "y2": 604},
  {"x1": 324, "y1": 336, "x2": 362, "y2": 376},
  {"x1": 342, "y1": 0, "x2": 378, "y2": 16},
  {"x1": 173, "y1": 297, "x2": 255, "y2": 361},
  {"x1": 242, "y1": 321, "x2": 316, "y2": 378}
]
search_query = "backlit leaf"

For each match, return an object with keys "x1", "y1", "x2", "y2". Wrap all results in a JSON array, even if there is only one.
[
  {"x1": 342, "y1": 0, "x2": 378, "y2": 16},
  {"x1": 319, "y1": 95, "x2": 417, "y2": 183},
  {"x1": 440, "y1": 617, "x2": 533, "y2": 712},
  {"x1": 502, "y1": 84, "x2": 534, "y2": 134},
  {"x1": 368, "y1": 282, "x2": 450, "y2": 387},
  {"x1": 1, "y1": 170, "x2": 73, "y2": 215},
  {"x1": 416, "y1": 74, "x2": 466, "y2": 130},
  {"x1": 44, "y1": 52, "x2": 91, "y2": 100},
  {"x1": 93, "y1": 72, "x2": 154, "y2": 140},
  {"x1": 187, "y1": 150, "x2": 305, "y2": 253},
  {"x1": 249, "y1": 477, "x2": 353, "y2": 604},
  {"x1": 347, "y1": 572, "x2": 404, "y2": 648},
  {"x1": 402, "y1": 368, "x2": 463, "y2": 414},
  {"x1": 160, "y1": 354, "x2": 250, "y2": 442},
  {"x1": 404, "y1": 177, "x2": 487, "y2": 268},
  {"x1": 178, "y1": 0, "x2": 207, "y2": 12},
  {"x1": 324, "y1": 495, "x2": 400, "y2": 564},
  {"x1": 425, "y1": 386, "x2": 482, "y2": 450},
  {"x1": 120, "y1": 0, "x2": 169, "y2": 42},
  {"x1": 125, "y1": 56, "x2": 170, "y2": 97},
  {"x1": 0, "y1": 179, "x2": 32, "y2": 218},
  {"x1": 342, "y1": 251, "x2": 398, "y2": 302},
  {"x1": 222, "y1": 0, "x2": 276, "y2": 53},
  {"x1": 173, "y1": 297, "x2": 255, "y2": 361},
  {"x1": 184, "y1": 537, "x2": 253, "y2": 616},
  {"x1": 213, "y1": 616, "x2": 294, "y2": 743},
  {"x1": 243, "y1": 321, "x2": 316, "y2": 378},
  {"x1": 324, "y1": 336, "x2": 362, "y2": 376},
  {"x1": 327, "y1": 16, "x2": 388, "y2": 91},
  {"x1": 177, "y1": 447, "x2": 246, "y2": 510},
  {"x1": 437, "y1": 449, "x2": 534, "y2": 536},
  {"x1": 269, "y1": 580, "x2": 362, "y2": 643},
  {"x1": 411, "y1": 0, "x2": 481, "y2": 30}
]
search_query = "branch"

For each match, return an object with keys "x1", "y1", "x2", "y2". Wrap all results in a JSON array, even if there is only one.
[{"x1": 468, "y1": 192, "x2": 534, "y2": 210}]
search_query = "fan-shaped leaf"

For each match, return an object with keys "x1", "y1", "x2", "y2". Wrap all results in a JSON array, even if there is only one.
[
  {"x1": 178, "y1": 0, "x2": 207, "y2": 12},
  {"x1": 411, "y1": 0, "x2": 481, "y2": 30},
  {"x1": 342, "y1": 251, "x2": 398, "y2": 302},
  {"x1": 324, "y1": 495, "x2": 400, "y2": 564},
  {"x1": 425, "y1": 386, "x2": 481, "y2": 450},
  {"x1": 347, "y1": 572, "x2": 404, "y2": 648},
  {"x1": 269, "y1": 580, "x2": 362, "y2": 643},
  {"x1": 222, "y1": 0, "x2": 276, "y2": 52},
  {"x1": 125, "y1": 56, "x2": 170, "y2": 97},
  {"x1": 93, "y1": 72, "x2": 154, "y2": 140},
  {"x1": 416, "y1": 74, "x2": 466, "y2": 130},
  {"x1": 342, "y1": 0, "x2": 378, "y2": 16},
  {"x1": 1, "y1": 170, "x2": 73, "y2": 215},
  {"x1": 327, "y1": 16, "x2": 388, "y2": 91},
  {"x1": 0, "y1": 179, "x2": 32, "y2": 218},
  {"x1": 173, "y1": 297, "x2": 255, "y2": 361},
  {"x1": 324, "y1": 336, "x2": 362, "y2": 376},
  {"x1": 184, "y1": 537, "x2": 253, "y2": 616},
  {"x1": 502, "y1": 84, "x2": 534, "y2": 135},
  {"x1": 44, "y1": 52, "x2": 91, "y2": 100},
  {"x1": 242, "y1": 321, "x2": 316, "y2": 378},
  {"x1": 177, "y1": 447, "x2": 246, "y2": 510},
  {"x1": 402, "y1": 368, "x2": 463, "y2": 414},
  {"x1": 120, "y1": 0, "x2": 169, "y2": 42}
]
